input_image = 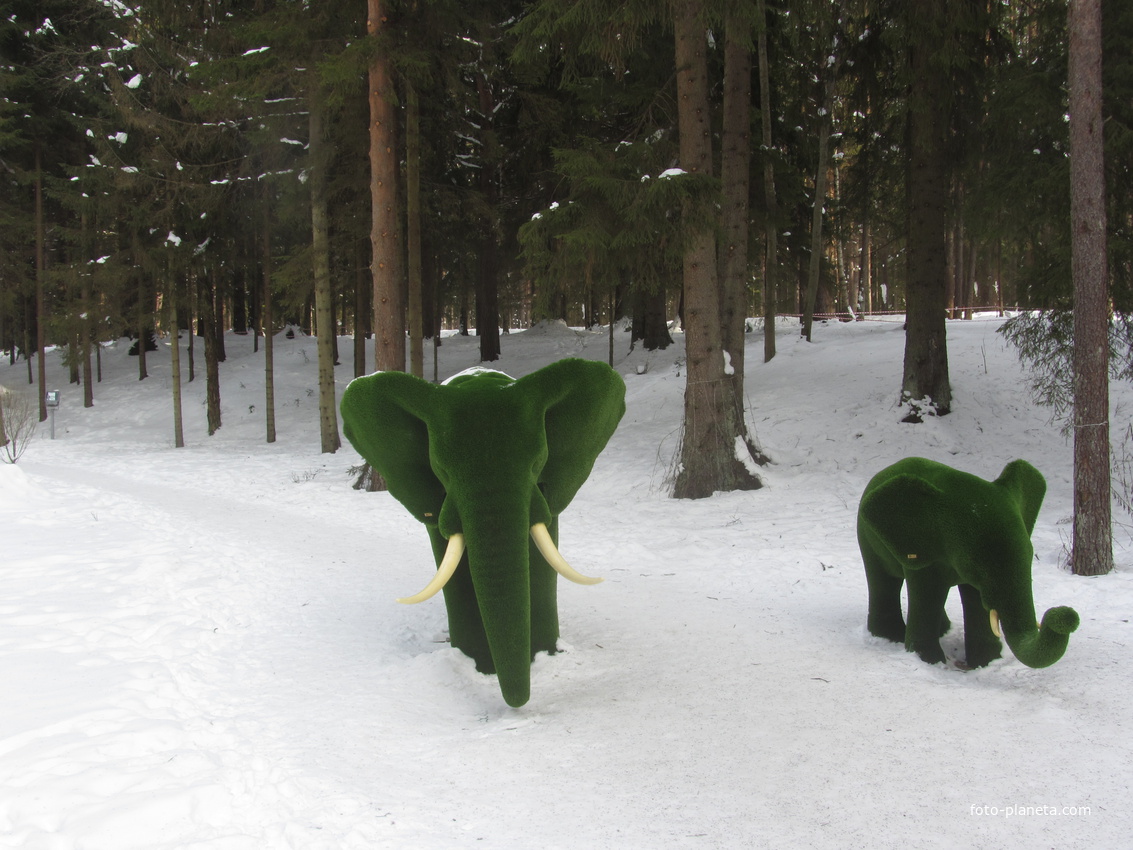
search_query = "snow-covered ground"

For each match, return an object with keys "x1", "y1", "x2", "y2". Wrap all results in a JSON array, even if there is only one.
[{"x1": 2, "y1": 316, "x2": 1130, "y2": 849}]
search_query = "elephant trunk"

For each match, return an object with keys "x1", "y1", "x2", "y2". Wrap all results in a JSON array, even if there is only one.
[
  {"x1": 450, "y1": 494, "x2": 559, "y2": 709},
  {"x1": 995, "y1": 604, "x2": 1080, "y2": 669}
]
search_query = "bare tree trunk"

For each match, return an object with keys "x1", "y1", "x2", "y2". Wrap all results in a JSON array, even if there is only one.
[
  {"x1": 672, "y1": 0, "x2": 761, "y2": 500},
  {"x1": 476, "y1": 73, "x2": 501, "y2": 363},
  {"x1": 901, "y1": 0, "x2": 952, "y2": 420},
  {"x1": 170, "y1": 276, "x2": 184, "y2": 449},
  {"x1": 861, "y1": 219, "x2": 872, "y2": 315},
  {"x1": 369, "y1": 0, "x2": 405, "y2": 373},
  {"x1": 756, "y1": 0, "x2": 777, "y2": 362},
  {"x1": 309, "y1": 85, "x2": 341, "y2": 454},
  {"x1": 802, "y1": 46, "x2": 838, "y2": 341},
  {"x1": 406, "y1": 80, "x2": 425, "y2": 378},
  {"x1": 354, "y1": 239, "x2": 368, "y2": 378},
  {"x1": 187, "y1": 275, "x2": 195, "y2": 383},
  {"x1": 135, "y1": 233, "x2": 148, "y2": 383},
  {"x1": 214, "y1": 283, "x2": 226, "y2": 363},
  {"x1": 262, "y1": 187, "x2": 276, "y2": 444},
  {"x1": 80, "y1": 210, "x2": 94, "y2": 408},
  {"x1": 720, "y1": 8, "x2": 752, "y2": 411},
  {"x1": 201, "y1": 274, "x2": 222, "y2": 436},
  {"x1": 35, "y1": 144, "x2": 46, "y2": 422},
  {"x1": 1068, "y1": 0, "x2": 1112, "y2": 576}
]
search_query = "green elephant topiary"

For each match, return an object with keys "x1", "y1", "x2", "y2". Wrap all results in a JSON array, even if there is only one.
[
  {"x1": 857, "y1": 456, "x2": 1080, "y2": 669},
  {"x1": 341, "y1": 358, "x2": 626, "y2": 707}
]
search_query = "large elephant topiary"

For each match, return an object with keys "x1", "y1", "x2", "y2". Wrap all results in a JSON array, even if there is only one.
[
  {"x1": 857, "y1": 457, "x2": 1079, "y2": 669},
  {"x1": 341, "y1": 358, "x2": 626, "y2": 707}
]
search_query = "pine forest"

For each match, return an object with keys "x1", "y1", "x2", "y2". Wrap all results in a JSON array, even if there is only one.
[{"x1": 2, "y1": 0, "x2": 1131, "y2": 492}]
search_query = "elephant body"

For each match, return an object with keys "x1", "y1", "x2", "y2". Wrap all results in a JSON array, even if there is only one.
[
  {"x1": 341, "y1": 358, "x2": 626, "y2": 707},
  {"x1": 857, "y1": 457, "x2": 1079, "y2": 669}
]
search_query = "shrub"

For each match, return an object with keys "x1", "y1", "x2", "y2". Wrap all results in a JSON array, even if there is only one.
[{"x1": 0, "y1": 387, "x2": 38, "y2": 464}]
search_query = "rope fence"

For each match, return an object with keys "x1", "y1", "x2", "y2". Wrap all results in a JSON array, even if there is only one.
[{"x1": 773, "y1": 307, "x2": 1016, "y2": 323}]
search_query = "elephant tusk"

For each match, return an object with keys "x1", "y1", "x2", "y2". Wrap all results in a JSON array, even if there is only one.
[
  {"x1": 530, "y1": 523, "x2": 604, "y2": 585},
  {"x1": 990, "y1": 609, "x2": 1001, "y2": 639},
  {"x1": 397, "y1": 533, "x2": 465, "y2": 604}
]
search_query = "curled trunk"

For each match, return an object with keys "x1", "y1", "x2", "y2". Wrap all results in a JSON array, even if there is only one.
[{"x1": 998, "y1": 605, "x2": 1080, "y2": 669}]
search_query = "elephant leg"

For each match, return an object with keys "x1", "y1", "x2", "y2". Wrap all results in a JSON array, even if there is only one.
[
  {"x1": 938, "y1": 610, "x2": 952, "y2": 639},
  {"x1": 428, "y1": 529, "x2": 494, "y2": 672},
  {"x1": 904, "y1": 572, "x2": 952, "y2": 665},
  {"x1": 958, "y1": 583, "x2": 1002, "y2": 668},
  {"x1": 861, "y1": 540, "x2": 906, "y2": 643}
]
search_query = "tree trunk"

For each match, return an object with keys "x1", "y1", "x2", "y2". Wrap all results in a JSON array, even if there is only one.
[
  {"x1": 720, "y1": 8, "x2": 753, "y2": 408},
  {"x1": 476, "y1": 73, "x2": 501, "y2": 363},
  {"x1": 214, "y1": 284, "x2": 226, "y2": 363},
  {"x1": 369, "y1": 0, "x2": 405, "y2": 373},
  {"x1": 633, "y1": 286, "x2": 673, "y2": 351},
  {"x1": 802, "y1": 57, "x2": 838, "y2": 342},
  {"x1": 901, "y1": 0, "x2": 952, "y2": 420},
  {"x1": 187, "y1": 275, "x2": 195, "y2": 383},
  {"x1": 170, "y1": 277, "x2": 185, "y2": 449},
  {"x1": 309, "y1": 84, "x2": 341, "y2": 454},
  {"x1": 672, "y1": 0, "x2": 761, "y2": 500},
  {"x1": 262, "y1": 187, "x2": 276, "y2": 444},
  {"x1": 201, "y1": 274, "x2": 222, "y2": 436},
  {"x1": 35, "y1": 145, "x2": 46, "y2": 422},
  {"x1": 756, "y1": 0, "x2": 777, "y2": 363},
  {"x1": 136, "y1": 248, "x2": 149, "y2": 382},
  {"x1": 862, "y1": 219, "x2": 873, "y2": 314},
  {"x1": 68, "y1": 329, "x2": 79, "y2": 386},
  {"x1": 1068, "y1": 0, "x2": 1112, "y2": 576},
  {"x1": 232, "y1": 269, "x2": 248, "y2": 335},
  {"x1": 354, "y1": 239, "x2": 368, "y2": 378},
  {"x1": 80, "y1": 211, "x2": 94, "y2": 408},
  {"x1": 406, "y1": 80, "x2": 425, "y2": 378}
]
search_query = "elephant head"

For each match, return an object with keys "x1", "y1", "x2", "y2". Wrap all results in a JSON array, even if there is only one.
[
  {"x1": 858, "y1": 457, "x2": 1080, "y2": 669},
  {"x1": 341, "y1": 358, "x2": 626, "y2": 707}
]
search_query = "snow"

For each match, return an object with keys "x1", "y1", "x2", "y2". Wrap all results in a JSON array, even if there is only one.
[
  {"x1": 2, "y1": 315, "x2": 1131, "y2": 848},
  {"x1": 733, "y1": 434, "x2": 761, "y2": 479}
]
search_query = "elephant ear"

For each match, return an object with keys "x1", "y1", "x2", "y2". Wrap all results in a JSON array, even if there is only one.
[
  {"x1": 340, "y1": 372, "x2": 446, "y2": 525},
  {"x1": 517, "y1": 359, "x2": 627, "y2": 515},
  {"x1": 994, "y1": 459, "x2": 1046, "y2": 534},
  {"x1": 859, "y1": 473, "x2": 949, "y2": 567}
]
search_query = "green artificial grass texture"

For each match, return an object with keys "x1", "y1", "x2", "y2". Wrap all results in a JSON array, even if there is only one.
[
  {"x1": 857, "y1": 457, "x2": 1079, "y2": 670},
  {"x1": 340, "y1": 358, "x2": 626, "y2": 706}
]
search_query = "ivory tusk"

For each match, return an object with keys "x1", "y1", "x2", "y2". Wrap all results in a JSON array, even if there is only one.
[
  {"x1": 530, "y1": 523, "x2": 604, "y2": 585},
  {"x1": 989, "y1": 609, "x2": 1001, "y2": 639},
  {"x1": 397, "y1": 533, "x2": 465, "y2": 604}
]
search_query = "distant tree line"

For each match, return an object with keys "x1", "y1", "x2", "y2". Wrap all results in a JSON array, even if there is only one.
[{"x1": 1, "y1": 0, "x2": 1130, "y2": 499}]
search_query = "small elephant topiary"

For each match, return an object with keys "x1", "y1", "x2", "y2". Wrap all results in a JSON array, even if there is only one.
[
  {"x1": 341, "y1": 358, "x2": 626, "y2": 707},
  {"x1": 857, "y1": 457, "x2": 1079, "y2": 669}
]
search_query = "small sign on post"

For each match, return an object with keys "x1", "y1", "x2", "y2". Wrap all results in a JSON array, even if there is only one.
[{"x1": 46, "y1": 390, "x2": 59, "y2": 439}]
